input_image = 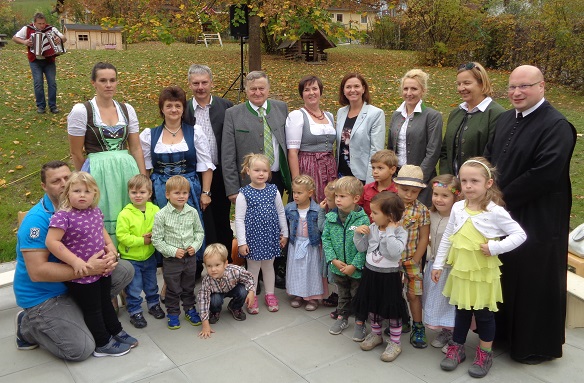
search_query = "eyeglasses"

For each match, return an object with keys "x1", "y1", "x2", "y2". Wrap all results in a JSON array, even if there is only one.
[
  {"x1": 507, "y1": 82, "x2": 541, "y2": 92},
  {"x1": 458, "y1": 62, "x2": 476, "y2": 70}
]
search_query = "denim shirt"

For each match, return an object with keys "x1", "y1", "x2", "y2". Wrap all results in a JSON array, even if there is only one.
[{"x1": 285, "y1": 200, "x2": 321, "y2": 246}]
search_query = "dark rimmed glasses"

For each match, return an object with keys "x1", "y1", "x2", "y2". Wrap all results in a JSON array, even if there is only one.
[
  {"x1": 458, "y1": 62, "x2": 476, "y2": 70},
  {"x1": 507, "y1": 82, "x2": 542, "y2": 92}
]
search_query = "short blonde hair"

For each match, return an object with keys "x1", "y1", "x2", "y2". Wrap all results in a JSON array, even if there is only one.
[
  {"x1": 240, "y1": 153, "x2": 272, "y2": 180},
  {"x1": 292, "y1": 174, "x2": 316, "y2": 192},
  {"x1": 334, "y1": 176, "x2": 363, "y2": 197},
  {"x1": 128, "y1": 174, "x2": 152, "y2": 193},
  {"x1": 165, "y1": 175, "x2": 190, "y2": 193},
  {"x1": 371, "y1": 149, "x2": 398, "y2": 168},
  {"x1": 59, "y1": 171, "x2": 100, "y2": 211},
  {"x1": 203, "y1": 243, "x2": 228, "y2": 263},
  {"x1": 401, "y1": 69, "x2": 429, "y2": 95},
  {"x1": 457, "y1": 62, "x2": 493, "y2": 97}
]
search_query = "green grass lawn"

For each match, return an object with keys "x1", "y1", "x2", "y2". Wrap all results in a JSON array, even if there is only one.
[{"x1": 0, "y1": 42, "x2": 582, "y2": 261}]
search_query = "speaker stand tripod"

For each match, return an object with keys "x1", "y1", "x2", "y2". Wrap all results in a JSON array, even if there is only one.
[{"x1": 223, "y1": 36, "x2": 246, "y2": 102}]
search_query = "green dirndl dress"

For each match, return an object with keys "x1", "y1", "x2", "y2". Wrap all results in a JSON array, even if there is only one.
[{"x1": 442, "y1": 209, "x2": 503, "y2": 312}]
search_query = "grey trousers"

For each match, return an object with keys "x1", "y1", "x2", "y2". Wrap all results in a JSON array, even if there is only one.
[
  {"x1": 163, "y1": 256, "x2": 197, "y2": 316},
  {"x1": 19, "y1": 258, "x2": 135, "y2": 361}
]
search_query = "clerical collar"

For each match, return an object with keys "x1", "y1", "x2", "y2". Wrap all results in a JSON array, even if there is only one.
[{"x1": 517, "y1": 98, "x2": 545, "y2": 118}]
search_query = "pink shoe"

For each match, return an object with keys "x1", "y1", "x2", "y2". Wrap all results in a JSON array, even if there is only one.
[
  {"x1": 264, "y1": 294, "x2": 279, "y2": 312},
  {"x1": 247, "y1": 296, "x2": 259, "y2": 315}
]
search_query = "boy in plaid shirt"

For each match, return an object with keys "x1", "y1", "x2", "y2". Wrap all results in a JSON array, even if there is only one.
[
  {"x1": 393, "y1": 165, "x2": 430, "y2": 349},
  {"x1": 198, "y1": 244, "x2": 255, "y2": 339}
]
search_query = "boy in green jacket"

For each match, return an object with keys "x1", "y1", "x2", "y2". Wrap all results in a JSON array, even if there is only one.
[
  {"x1": 322, "y1": 176, "x2": 370, "y2": 337},
  {"x1": 116, "y1": 175, "x2": 165, "y2": 328}
]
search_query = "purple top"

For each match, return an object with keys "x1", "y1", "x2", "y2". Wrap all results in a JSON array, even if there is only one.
[{"x1": 49, "y1": 207, "x2": 107, "y2": 284}]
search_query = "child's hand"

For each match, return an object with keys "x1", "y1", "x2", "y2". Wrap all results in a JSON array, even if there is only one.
[
  {"x1": 238, "y1": 244, "x2": 249, "y2": 256},
  {"x1": 175, "y1": 248, "x2": 185, "y2": 259},
  {"x1": 431, "y1": 269, "x2": 442, "y2": 283},
  {"x1": 186, "y1": 246, "x2": 195, "y2": 256},
  {"x1": 198, "y1": 322, "x2": 214, "y2": 339},
  {"x1": 143, "y1": 233, "x2": 152, "y2": 245},
  {"x1": 319, "y1": 199, "x2": 327, "y2": 209},
  {"x1": 480, "y1": 243, "x2": 491, "y2": 256},
  {"x1": 280, "y1": 236, "x2": 288, "y2": 249},
  {"x1": 245, "y1": 291, "x2": 255, "y2": 307},
  {"x1": 355, "y1": 225, "x2": 370, "y2": 235},
  {"x1": 331, "y1": 259, "x2": 347, "y2": 270},
  {"x1": 340, "y1": 264, "x2": 356, "y2": 276},
  {"x1": 72, "y1": 258, "x2": 90, "y2": 276}
]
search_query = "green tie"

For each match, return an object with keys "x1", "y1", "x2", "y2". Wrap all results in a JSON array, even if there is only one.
[{"x1": 258, "y1": 106, "x2": 275, "y2": 165}]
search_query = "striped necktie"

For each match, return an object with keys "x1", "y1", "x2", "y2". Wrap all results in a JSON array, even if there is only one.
[{"x1": 258, "y1": 106, "x2": 275, "y2": 165}]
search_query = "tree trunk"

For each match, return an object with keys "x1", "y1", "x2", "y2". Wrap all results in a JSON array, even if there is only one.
[{"x1": 248, "y1": 14, "x2": 262, "y2": 71}]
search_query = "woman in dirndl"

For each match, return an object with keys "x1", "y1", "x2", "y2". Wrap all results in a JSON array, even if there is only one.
[
  {"x1": 285, "y1": 75, "x2": 337, "y2": 203},
  {"x1": 68, "y1": 62, "x2": 147, "y2": 246},
  {"x1": 139, "y1": 86, "x2": 214, "y2": 259}
]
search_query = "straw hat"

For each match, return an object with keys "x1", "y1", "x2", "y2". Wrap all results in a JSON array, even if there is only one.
[{"x1": 393, "y1": 165, "x2": 426, "y2": 188}]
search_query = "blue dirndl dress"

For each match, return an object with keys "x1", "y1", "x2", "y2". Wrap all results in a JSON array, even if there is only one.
[{"x1": 150, "y1": 123, "x2": 205, "y2": 260}]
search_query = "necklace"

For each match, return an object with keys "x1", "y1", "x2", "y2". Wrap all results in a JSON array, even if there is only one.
[
  {"x1": 163, "y1": 124, "x2": 181, "y2": 137},
  {"x1": 305, "y1": 107, "x2": 325, "y2": 120}
]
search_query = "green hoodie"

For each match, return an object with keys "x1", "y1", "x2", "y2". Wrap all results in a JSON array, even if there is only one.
[
  {"x1": 116, "y1": 202, "x2": 159, "y2": 261},
  {"x1": 322, "y1": 207, "x2": 370, "y2": 279}
]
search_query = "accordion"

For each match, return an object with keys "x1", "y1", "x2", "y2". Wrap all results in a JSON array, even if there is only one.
[{"x1": 32, "y1": 31, "x2": 66, "y2": 58}]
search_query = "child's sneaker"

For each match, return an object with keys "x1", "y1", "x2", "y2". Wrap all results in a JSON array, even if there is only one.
[
  {"x1": 247, "y1": 296, "x2": 259, "y2": 315},
  {"x1": 15, "y1": 310, "x2": 38, "y2": 350},
  {"x1": 468, "y1": 346, "x2": 493, "y2": 378},
  {"x1": 185, "y1": 308, "x2": 202, "y2": 326},
  {"x1": 381, "y1": 341, "x2": 402, "y2": 362},
  {"x1": 329, "y1": 317, "x2": 349, "y2": 335},
  {"x1": 209, "y1": 312, "x2": 220, "y2": 324},
  {"x1": 167, "y1": 314, "x2": 181, "y2": 329},
  {"x1": 410, "y1": 322, "x2": 427, "y2": 348},
  {"x1": 228, "y1": 305, "x2": 247, "y2": 321},
  {"x1": 440, "y1": 342, "x2": 467, "y2": 371},
  {"x1": 360, "y1": 332, "x2": 383, "y2": 351},
  {"x1": 148, "y1": 304, "x2": 165, "y2": 319},
  {"x1": 431, "y1": 328, "x2": 452, "y2": 348},
  {"x1": 401, "y1": 321, "x2": 411, "y2": 333},
  {"x1": 114, "y1": 330, "x2": 139, "y2": 348},
  {"x1": 330, "y1": 309, "x2": 338, "y2": 319},
  {"x1": 264, "y1": 293, "x2": 279, "y2": 312},
  {"x1": 130, "y1": 312, "x2": 147, "y2": 328},
  {"x1": 352, "y1": 322, "x2": 366, "y2": 342},
  {"x1": 93, "y1": 336, "x2": 131, "y2": 357}
]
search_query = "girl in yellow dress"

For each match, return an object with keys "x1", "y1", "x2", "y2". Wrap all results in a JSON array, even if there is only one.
[{"x1": 431, "y1": 157, "x2": 526, "y2": 378}]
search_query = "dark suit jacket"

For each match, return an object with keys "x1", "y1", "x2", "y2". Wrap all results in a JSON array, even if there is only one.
[
  {"x1": 222, "y1": 99, "x2": 289, "y2": 196},
  {"x1": 184, "y1": 96, "x2": 234, "y2": 162}
]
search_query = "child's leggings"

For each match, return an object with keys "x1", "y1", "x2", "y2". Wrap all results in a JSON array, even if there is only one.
[
  {"x1": 453, "y1": 307, "x2": 495, "y2": 344},
  {"x1": 247, "y1": 258, "x2": 275, "y2": 294}
]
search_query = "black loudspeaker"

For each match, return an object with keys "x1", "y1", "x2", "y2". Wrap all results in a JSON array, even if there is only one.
[{"x1": 229, "y1": 4, "x2": 249, "y2": 38}]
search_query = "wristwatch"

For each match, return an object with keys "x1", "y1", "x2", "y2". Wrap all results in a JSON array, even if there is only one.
[{"x1": 202, "y1": 191, "x2": 212, "y2": 197}]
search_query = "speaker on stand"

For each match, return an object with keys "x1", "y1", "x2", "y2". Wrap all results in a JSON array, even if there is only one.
[{"x1": 223, "y1": 4, "x2": 249, "y2": 101}]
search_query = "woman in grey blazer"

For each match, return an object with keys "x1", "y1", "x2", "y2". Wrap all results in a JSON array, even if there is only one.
[
  {"x1": 388, "y1": 69, "x2": 442, "y2": 206},
  {"x1": 336, "y1": 73, "x2": 385, "y2": 184}
]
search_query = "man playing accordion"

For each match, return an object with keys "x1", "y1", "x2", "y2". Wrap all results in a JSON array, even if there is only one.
[{"x1": 13, "y1": 12, "x2": 66, "y2": 114}]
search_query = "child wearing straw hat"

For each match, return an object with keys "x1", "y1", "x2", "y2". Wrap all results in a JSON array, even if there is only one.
[{"x1": 392, "y1": 165, "x2": 430, "y2": 349}]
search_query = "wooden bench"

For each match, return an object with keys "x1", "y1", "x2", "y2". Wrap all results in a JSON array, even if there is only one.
[
  {"x1": 568, "y1": 252, "x2": 584, "y2": 277},
  {"x1": 196, "y1": 33, "x2": 223, "y2": 47},
  {"x1": 567, "y1": 271, "x2": 584, "y2": 328}
]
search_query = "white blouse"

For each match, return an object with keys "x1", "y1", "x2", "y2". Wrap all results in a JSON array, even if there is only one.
[
  {"x1": 139, "y1": 126, "x2": 215, "y2": 172},
  {"x1": 285, "y1": 108, "x2": 335, "y2": 149},
  {"x1": 67, "y1": 97, "x2": 139, "y2": 136}
]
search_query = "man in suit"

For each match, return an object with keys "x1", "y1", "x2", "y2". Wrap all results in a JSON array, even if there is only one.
[
  {"x1": 222, "y1": 71, "x2": 290, "y2": 200},
  {"x1": 485, "y1": 65, "x2": 576, "y2": 364},
  {"x1": 222, "y1": 71, "x2": 290, "y2": 288},
  {"x1": 184, "y1": 64, "x2": 234, "y2": 261}
]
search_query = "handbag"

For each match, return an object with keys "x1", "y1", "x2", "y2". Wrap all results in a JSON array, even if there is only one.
[{"x1": 568, "y1": 224, "x2": 584, "y2": 258}]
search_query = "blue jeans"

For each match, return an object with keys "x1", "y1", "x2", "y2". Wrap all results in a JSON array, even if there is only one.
[
  {"x1": 124, "y1": 256, "x2": 160, "y2": 316},
  {"x1": 210, "y1": 283, "x2": 248, "y2": 314},
  {"x1": 29, "y1": 59, "x2": 57, "y2": 109}
]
